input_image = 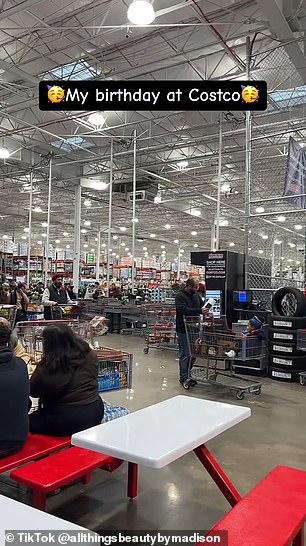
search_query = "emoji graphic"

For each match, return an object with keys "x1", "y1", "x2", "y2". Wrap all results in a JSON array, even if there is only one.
[
  {"x1": 47, "y1": 85, "x2": 65, "y2": 103},
  {"x1": 241, "y1": 85, "x2": 259, "y2": 103}
]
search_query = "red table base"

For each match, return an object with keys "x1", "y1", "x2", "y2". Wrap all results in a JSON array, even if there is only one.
[{"x1": 127, "y1": 443, "x2": 241, "y2": 506}]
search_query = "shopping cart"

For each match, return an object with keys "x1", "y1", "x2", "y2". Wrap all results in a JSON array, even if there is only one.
[
  {"x1": 0, "y1": 304, "x2": 17, "y2": 327},
  {"x1": 94, "y1": 346, "x2": 133, "y2": 392},
  {"x1": 121, "y1": 303, "x2": 146, "y2": 335},
  {"x1": 144, "y1": 307, "x2": 178, "y2": 354},
  {"x1": 184, "y1": 315, "x2": 262, "y2": 399}
]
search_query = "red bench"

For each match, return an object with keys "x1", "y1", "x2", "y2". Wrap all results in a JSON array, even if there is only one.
[
  {"x1": 11, "y1": 446, "x2": 123, "y2": 511},
  {"x1": 0, "y1": 434, "x2": 71, "y2": 473},
  {"x1": 204, "y1": 466, "x2": 306, "y2": 546}
]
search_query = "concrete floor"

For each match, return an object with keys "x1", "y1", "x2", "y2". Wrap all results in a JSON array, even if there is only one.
[{"x1": 2, "y1": 332, "x2": 306, "y2": 531}]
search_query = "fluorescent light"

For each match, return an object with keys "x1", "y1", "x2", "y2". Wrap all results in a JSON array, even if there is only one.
[
  {"x1": 101, "y1": 243, "x2": 106, "y2": 248},
  {"x1": 150, "y1": 234, "x2": 156, "y2": 238},
  {"x1": 84, "y1": 199, "x2": 91, "y2": 207},
  {"x1": 164, "y1": 224, "x2": 171, "y2": 229},
  {"x1": 277, "y1": 216, "x2": 286, "y2": 222},
  {"x1": 229, "y1": 242, "x2": 235, "y2": 247},
  {"x1": 116, "y1": 254, "x2": 119, "y2": 258},
  {"x1": 88, "y1": 112, "x2": 105, "y2": 127},
  {"x1": 221, "y1": 183, "x2": 231, "y2": 193},
  {"x1": 256, "y1": 206, "x2": 265, "y2": 213},
  {"x1": 0, "y1": 147, "x2": 10, "y2": 159},
  {"x1": 112, "y1": 252, "x2": 116, "y2": 256},
  {"x1": 191, "y1": 231, "x2": 197, "y2": 236},
  {"x1": 177, "y1": 160, "x2": 188, "y2": 169},
  {"x1": 219, "y1": 218, "x2": 229, "y2": 227},
  {"x1": 81, "y1": 229, "x2": 87, "y2": 234},
  {"x1": 42, "y1": 233, "x2": 47, "y2": 237},
  {"x1": 91, "y1": 248, "x2": 95, "y2": 252},
  {"x1": 66, "y1": 245, "x2": 70, "y2": 249},
  {"x1": 190, "y1": 209, "x2": 201, "y2": 217},
  {"x1": 84, "y1": 220, "x2": 91, "y2": 226},
  {"x1": 193, "y1": 243, "x2": 199, "y2": 248},
  {"x1": 21, "y1": 235, "x2": 27, "y2": 240},
  {"x1": 174, "y1": 239, "x2": 179, "y2": 244},
  {"x1": 143, "y1": 246, "x2": 147, "y2": 251},
  {"x1": 274, "y1": 239, "x2": 282, "y2": 245},
  {"x1": 125, "y1": 247, "x2": 130, "y2": 251},
  {"x1": 258, "y1": 250, "x2": 264, "y2": 254},
  {"x1": 55, "y1": 239, "x2": 60, "y2": 244},
  {"x1": 127, "y1": 252, "x2": 132, "y2": 257},
  {"x1": 295, "y1": 225, "x2": 303, "y2": 230},
  {"x1": 24, "y1": 227, "x2": 30, "y2": 232},
  {"x1": 33, "y1": 206, "x2": 43, "y2": 213},
  {"x1": 63, "y1": 232, "x2": 69, "y2": 236},
  {"x1": 288, "y1": 243, "x2": 296, "y2": 248},
  {"x1": 262, "y1": 235, "x2": 268, "y2": 240},
  {"x1": 84, "y1": 244, "x2": 88, "y2": 248},
  {"x1": 2, "y1": 235, "x2": 8, "y2": 239},
  {"x1": 41, "y1": 222, "x2": 48, "y2": 227},
  {"x1": 120, "y1": 227, "x2": 127, "y2": 232},
  {"x1": 127, "y1": 0, "x2": 155, "y2": 25},
  {"x1": 113, "y1": 235, "x2": 119, "y2": 240},
  {"x1": 161, "y1": 245, "x2": 165, "y2": 249},
  {"x1": 37, "y1": 240, "x2": 42, "y2": 245},
  {"x1": 121, "y1": 242, "x2": 125, "y2": 247},
  {"x1": 132, "y1": 218, "x2": 139, "y2": 223}
]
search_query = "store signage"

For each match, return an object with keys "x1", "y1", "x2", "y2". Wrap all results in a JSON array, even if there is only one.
[{"x1": 206, "y1": 253, "x2": 226, "y2": 280}]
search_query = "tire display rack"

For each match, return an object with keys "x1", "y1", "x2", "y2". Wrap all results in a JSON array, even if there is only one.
[{"x1": 268, "y1": 287, "x2": 306, "y2": 383}]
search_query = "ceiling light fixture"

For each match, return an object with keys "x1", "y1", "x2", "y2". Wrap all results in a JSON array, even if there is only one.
[
  {"x1": 258, "y1": 250, "x2": 264, "y2": 254},
  {"x1": 229, "y1": 242, "x2": 235, "y2": 247},
  {"x1": 63, "y1": 232, "x2": 69, "y2": 236},
  {"x1": 113, "y1": 235, "x2": 119, "y2": 240},
  {"x1": 55, "y1": 239, "x2": 60, "y2": 244},
  {"x1": 84, "y1": 220, "x2": 91, "y2": 226},
  {"x1": 42, "y1": 233, "x2": 47, "y2": 238},
  {"x1": 41, "y1": 222, "x2": 48, "y2": 227},
  {"x1": 84, "y1": 199, "x2": 91, "y2": 207},
  {"x1": 190, "y1": 209, "x2": 201, "y2": 217},
  {"x1": 66, "y1": 245, "x2": 70, "y2": 249},
  {"x1": 21, "y1": 235, "x2": 27, "y2": 240},
  {"x1": 256, "y1": 206, "x2": 265, "y2": 213},
  {"x1": 37, "y1": 240, "x2": 42, "y2": 245},
  {"x1": 91, "y1": 248, "x2": 95, "y2": 252},
  {"x1": 88, "y1": 112, "x2": 106, "y2": 128},
  {"x1": 174, "y1": 239, "x2": 179, "y2": 244},
  {"x1": 295, "y1": 225, "x2": 303, "y2": 230},
  {"x1": 193, "y1": 243, "x2": 199, "y2": 248},
  {"x1": 84, "y1": 244, "x2": 88, "y2": 248},
  {"x1": 277, "y1": 215, "x2": 286, "y2": 222},
  {"x1": 262, "y1": 235, "x2": 268, "y2": 240},
  {"x1": 150, "y1": 234, "x2": 156, "y2": 238},
  {"x1": 177, "y1": 160, "x2": 188, "y2": 169},
  {"x1": 143, "y1": 247, "x2": 147, "y2": 251},
  {"x1": 33, "y1": 206, "x2": 43, "y2": 213},
  {"x1": 164, "y1": 224, "x2": 171, "y2": 229},
  {"x1": 0, "y1": 147, "x2": 10, "y2": 159},
  {"x1": 127, "y1": 0, "x2": 155, "y2": 25},
  {"x1": 101, "y1": 243, "x2": 106, "y2": 248},
  {"x1": 81, "y1": 229, "x2": 87, "y2": 234},
  {"x1": 161, "y1": 245, "x2": 165, "y2": 249},
  {"x1": 191, "y1": 231, "x2": 197, "y2": 236},
  {"x1": 2, "y1": 235, "x2": 8, "y2": 239},
  {"x1": 120, "y1": 227, "x2": 127, "y2": 232}
]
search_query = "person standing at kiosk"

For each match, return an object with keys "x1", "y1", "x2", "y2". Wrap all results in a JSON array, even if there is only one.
[
  {"x1": 175, "y1": 278, "x2": 205, "y2": 387},
  {"x1": 42, "y1": 274, "x2": 72, "y2": 320}
]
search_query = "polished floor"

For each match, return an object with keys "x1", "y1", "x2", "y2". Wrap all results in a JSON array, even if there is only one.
[{"x1": 2, "y1": 333, "x2": 306, "y2": 531}]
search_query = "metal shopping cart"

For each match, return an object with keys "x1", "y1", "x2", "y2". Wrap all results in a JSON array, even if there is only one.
[
  {"x1": 184, "y1": 315, "x2": 262, "y2": 399},
  {"x1": 93, "y1": 346, "x2": 133, "y2": 392},
  {"x1": 144, "y1": 307, "x2": 178, "y2": 354}
]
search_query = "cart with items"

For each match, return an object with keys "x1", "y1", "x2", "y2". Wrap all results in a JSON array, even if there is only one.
[
  {"x1": 184, "y1": 315, "x2": 262, "y2": 399},
  {"x1": 144, "y1": 305, "x2": 178, "y2": 354},
  {"x1": 93, "y1": 346, "x2": 133, "y2": 392}
]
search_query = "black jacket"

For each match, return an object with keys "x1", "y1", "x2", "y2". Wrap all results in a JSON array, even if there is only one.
[
  {"x1": 30, "y1": 352, "x2": 100, "y2": 408},
  {"x1": 175, "y1": 289, "x2": 204, "y2": 333},
  {"x1": 0, "y1": 349, "x2": 29, "y2": 444}
]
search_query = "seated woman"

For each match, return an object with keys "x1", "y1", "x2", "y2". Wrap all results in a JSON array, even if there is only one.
[
  {"x1": 29, "y1": 324, "x2": 104, "y2": 436},
  {"x1": 0, "y1": 320, "x2": 29, "y2": 458}
]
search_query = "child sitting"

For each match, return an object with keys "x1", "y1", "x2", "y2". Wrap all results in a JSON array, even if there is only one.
[{"x1": 242, "y1": 316, "x2": 265, "y2": 340}]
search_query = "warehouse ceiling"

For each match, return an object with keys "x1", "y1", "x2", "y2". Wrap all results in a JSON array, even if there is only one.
[{"x1": 0, "y1": 0, "x2": 305, "y2": 263}]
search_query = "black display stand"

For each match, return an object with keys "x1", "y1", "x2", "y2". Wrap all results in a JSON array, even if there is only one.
[{"x1": 190, "y1": 251, "x2": 244, "y2": 321}]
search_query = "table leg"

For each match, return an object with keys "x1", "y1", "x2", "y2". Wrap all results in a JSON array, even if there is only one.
[
  {"x1": 127, "y1": 462, "x2": 138, "y2": 500},
  {"x1": 194, "y1": 444, "x2": 241, "y2": 507},
  {"x1": 293, "y1": 528, "x2": 304, "y2": 546}
]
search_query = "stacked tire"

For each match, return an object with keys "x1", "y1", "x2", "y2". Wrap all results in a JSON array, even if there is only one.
[{"x1": 268, "y1": 288, "x2": 306, "y2": 383}]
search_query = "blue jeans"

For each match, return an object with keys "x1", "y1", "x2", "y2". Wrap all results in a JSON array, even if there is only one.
[{"x1": 177, "y1": 332, "x2": 192, "y2": 383}]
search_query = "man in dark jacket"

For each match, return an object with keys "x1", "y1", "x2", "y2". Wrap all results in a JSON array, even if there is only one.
[
  {"x1": 175, "y1": 278, "x2": 204, "y2": 386},
  {"x1": 42, "y1": 274, "x2": 72, "y2": 319},
  {"x1": 0, "y1": 318, "x2": 29, "y2": 458}
]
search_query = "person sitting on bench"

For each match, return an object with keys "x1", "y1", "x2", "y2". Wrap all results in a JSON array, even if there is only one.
[
  {"x1": 0, "y1": 320, "x2": 29, "y2": 458},
  {"x1": 29, "y1": 323, "x2": 104, "y2": 437}
]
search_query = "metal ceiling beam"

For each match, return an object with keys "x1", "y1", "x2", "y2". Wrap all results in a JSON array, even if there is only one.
[{"x1": 256, "y1": 0, "x2": 306, "y2": 83}]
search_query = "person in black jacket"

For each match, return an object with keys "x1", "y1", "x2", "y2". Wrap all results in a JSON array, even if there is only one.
[
  {"x1": 42, "y1": 274, "x2": 73, "y2": 320},
  {"x1": 29, "y1": 323, "x2": 104, "y2": 436},
  {"x1": 175, "y1": 278, "x2": 204, "y2": 386},
  {"x1": 0, "y1": 319, "x2": 29, "y2": 458}
]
